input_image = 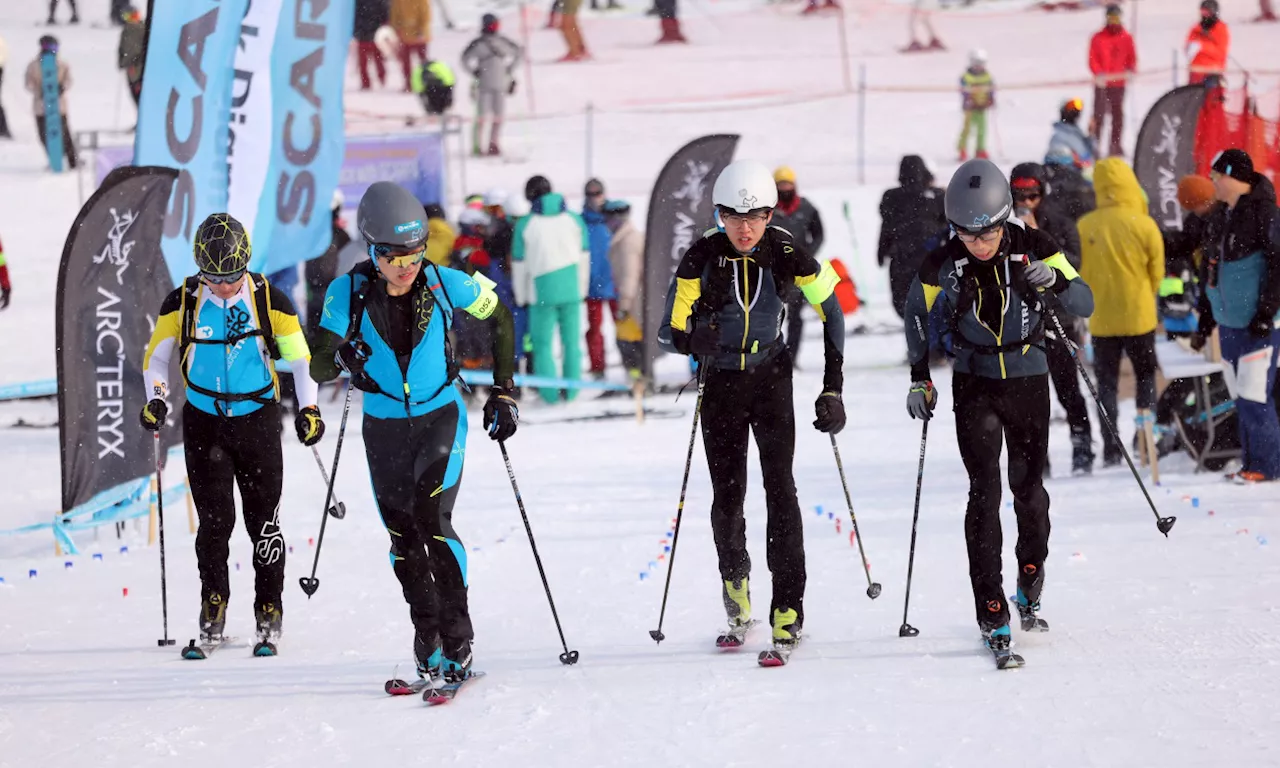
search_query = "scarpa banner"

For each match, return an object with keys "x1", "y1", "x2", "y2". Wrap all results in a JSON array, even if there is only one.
[
  {"x1": 1134, "y1": 84, "x2": 1208, "y2": 234},
  {"x1": 56, "y1": 167, "x2": 186, "y2": 513},
  {"x1": 135, "y1": 0, "x2": 248, "y2": 286},
  {"x1": 240, "y1": 0, "x2": 355, "y2": 275},
  {"x1": 640, "y1": 134, "x2": 739, "y2": 376}
]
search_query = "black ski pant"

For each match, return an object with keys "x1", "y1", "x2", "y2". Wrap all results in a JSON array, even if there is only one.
[
  {"x1": 184, "y1": 402, "x2": 286, "y2": 609},
  {"x1": 364, "y1": 402, "x2": 473, "y2": 653},
  {"x1": 953, "y1": 372, "x2": 1051, "y2": 630},
  {"x1": 701, "y1": 349, "x2": 806, "y2": 626},
  {"x1": 1093, "y1": 332, "x2": 1157, "y2": 460},
  {"x1": 1045, "y1": 332, "x2": 1091, "y2": 440},
  {"x1": 48, "y1": 0, "x2": 78, "y2": 21}
]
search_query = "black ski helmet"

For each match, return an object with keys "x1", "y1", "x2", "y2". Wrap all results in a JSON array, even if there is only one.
[
  {"x1": 39, "y1": 35, "x2": 58, "y2": 52},
  {"x1": 1200, "y1": 0, "x2": 1219, "y2": 15},
  {"x1": 944, "y1": 159, "x2": 1013, "y2": 234},
  {"x1": 1010, "y1": 162, "x2": 1048, "y2": 196},
  {"x1": 357, "y1": 181, "x2": 428, "y2": 250},
  {"x1": 525, "y1": 175, "x2": 552, "y2": 202},
  {"x1": 193, "y1": 213, "x2": 252, "y2": 275},
  {"x1": 482, "y1": 13, "x2": 499, "y2": 33}
]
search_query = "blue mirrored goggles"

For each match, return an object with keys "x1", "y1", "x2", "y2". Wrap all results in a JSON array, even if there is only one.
[
  {"x1": 367, "y1": 242, "x2": 427, "y2": 267},
  {"x1": 200, "y1": 270, "x2": 246, "y2": 285}
]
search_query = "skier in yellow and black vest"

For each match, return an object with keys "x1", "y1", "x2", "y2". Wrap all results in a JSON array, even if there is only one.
[
  {"x1": 958, "y1": 49, "x2": 994, "y2": 162},
  {"x1": 140, "y1": 213, "x2": 324, "y2": 655}
]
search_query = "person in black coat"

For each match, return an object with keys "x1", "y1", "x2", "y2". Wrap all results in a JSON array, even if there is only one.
[
  {"x1": 878, "y1": 155, "x2": 946, "y2": 318},
  {"x1": 354, "y1": 0, "x2": 389, "y2": 89},
  {"x1": 772, "y1": 166, "x2": 826, "y2": 366}
]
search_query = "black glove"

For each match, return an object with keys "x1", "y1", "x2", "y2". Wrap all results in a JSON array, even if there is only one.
[
  {"x1": 1248, "y1": 311, "x2": 1276, "y2": 339},
  {"x1": 674, "y1": 317, "x2": 719, "y2": 356},
  {"x1": 294, "y1": 405, "x2": 325, "y2": 446},
  {"x1": 335, "y1": 338, "x2": 372, "y2": 376},
  {"x1": 0, "y1": 286, "x2": 9, "y2": 310},
  {"x1": 1190, "y1": 311, "x2": 1217, "y2": 352},
  {"x1": 813, "y1": 391, "x2": 846, "y2": 434},
  {"x1": 139, "y1": 398, "x2": 167, "y2": 432},
  {"x1": 508, "y1": 79, "x2": 518, "y2": 95},
  {"x1": 483, "y1": 386, "x2": 519, "y2": 442},
  {"x1": 906, "y1": 380, "x2": 936, "y2": 421}
]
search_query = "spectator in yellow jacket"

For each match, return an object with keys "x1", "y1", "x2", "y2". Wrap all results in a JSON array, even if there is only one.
[
  {"x1": 424, "y1": 203, "x2": 457, "y2": 268},
  {"x1": 390, "y1": 0, "x2": 430, "y2": 93},
  {"x1": 1077, "y1": 157, "x2": 1165, "y2": 466}
]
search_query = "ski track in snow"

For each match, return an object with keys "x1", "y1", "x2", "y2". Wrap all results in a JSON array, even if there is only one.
[{"x1": 3, "y1": 0, "x2": 1280, "y2": 765}]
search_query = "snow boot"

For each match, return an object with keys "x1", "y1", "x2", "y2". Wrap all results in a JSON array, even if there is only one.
[
  {"x1": 770, "y1": 607, "x2": 802, "y2": 647},
  {"x1": 1071, "y1": 431, "x2": 1095, "y2": 475},
  {"x1": 254, "y1": 601, "x2": 283, "y2": 644},
  {"x1": 441, "y1": 638, "x2": 473, "y2": 684},
  {"x1": 722, "y1": 577, "x2": 751, "y2": 629},
  {"x1": 199, "y1": 593, "x2": 227, "y2": 642}
]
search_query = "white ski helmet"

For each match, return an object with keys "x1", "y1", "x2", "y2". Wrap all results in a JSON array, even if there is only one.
[
  {"x1": 712, "y1": 160, "x2": 778, "y2": 214},
  {"x1": 969, "y1": 48, "x2": 988, "y2": 67}
]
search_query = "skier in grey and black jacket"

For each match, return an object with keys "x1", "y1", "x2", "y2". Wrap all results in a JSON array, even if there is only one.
[
  {"x1": 461, "y1": 13, "x2": 522, "y2": 157},
  {"x1": 903, "y1": 158, "x2": 1093, "y2": 663}
]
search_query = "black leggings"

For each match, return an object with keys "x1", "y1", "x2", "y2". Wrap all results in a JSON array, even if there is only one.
[
  {"x1": 184, "y1": 403, "x2": 286, "y2": 607},
  {"x1": 1045, "y1": 333, "x2": 1091, "y2": 439},
  {"x1": 701, "y1": 349, "x2": 806, "y2": 625},
  {"x1": 364, "y1": 404, "x2": 472, "y2": 648},
  {"x1": 953, "y1": 372, "x2": 1051, "y2": 629},
  {"x1": 1093, "y1": 333, "x2": 1157, "y2": 457}
]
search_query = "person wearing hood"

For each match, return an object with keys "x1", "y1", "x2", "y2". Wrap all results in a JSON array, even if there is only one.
[
  {"x1": 1193, "y1": 149, "x2": 1280, "y2": 483},
  {"x1": 1012, "y1": 162, "x2": 1093, "y2": 475},
  {"x1": 1088, "y1": 4, "x2": 1136, "y2": 158},
  {"x1": 512, "y1": 175, "x2": 591, "y2": 403},
  {"x1": 1187, "y1": 0, "x2": 1229, "y2": 86},
  {"x1": 878, "y1": 155, "x2": 946, "y2": 318},
  {"x1": 581, "y1": 178, "x2": 617, "y2": 379},
  {"x1": 603, "y1": 200, "x2": 645, "y2": 381},
  {"x1": 461, "y1": 13, "x2": 522, "y2": 156},
  {"x1": 771, "y1": 166, "x2": 825, "y2": 366},
  {"x1": 1077, "y1": 158, "x2": 1165, "y2": 468}
]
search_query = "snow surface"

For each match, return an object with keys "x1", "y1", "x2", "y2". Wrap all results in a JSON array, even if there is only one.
[{"x1": 3, "y1": 1, "x2": 1280, "y2": 766}]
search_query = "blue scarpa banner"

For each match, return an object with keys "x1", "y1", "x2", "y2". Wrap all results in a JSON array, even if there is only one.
[
  {"x1": 242, "y1": 0, "x2": 354, "y2": 275},
  {"x1": 134, "y1": 0, "x2": 248, "y2": 286}
]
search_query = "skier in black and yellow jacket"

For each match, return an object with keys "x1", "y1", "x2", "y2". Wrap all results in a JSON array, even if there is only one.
[
  {"x1": 904, "y1": 159, "x2": 1093, "y2": 656},
  {"x1": 658, "y1": 159, "x2": 846, "y2": 654},
  {"x1": 140, "y1": 213, "x2": 324, "y2": 652}
]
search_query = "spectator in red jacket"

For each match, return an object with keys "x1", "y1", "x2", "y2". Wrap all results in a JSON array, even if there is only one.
[
  {"x1": 1187, "y1": 0, "x2": 1229, "y2": 86},
  {"x1": 1088, "y1": 4, "x2": 1135, "y2": 158}
]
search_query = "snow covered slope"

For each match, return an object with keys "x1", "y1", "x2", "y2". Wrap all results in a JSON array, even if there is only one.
[{"x1": 3, "y1": 1, "x2": 1280, "y2": 766}]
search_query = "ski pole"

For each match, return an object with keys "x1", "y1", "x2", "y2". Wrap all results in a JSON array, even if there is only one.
[
  {"x1": 311, "y1": 445, "x2": 347, "y2": 520},
  {"x1": 499, "y1": 440, "x2": 579, "y2": 665},
  {"x1": 830, "y1": 434, "x2": 881, "y2": 599},
  {"x1": 649, "y1": 359, "x2": 708, "y2": 644},
  {"x1": 1042, "y1": 302, "x2": 1175, "y2": 536},
  {"x1": 299, "y1": 381, "x2": 354, "y2": 598},
  {"x1": 153, "y1": 433, "x2": 176, "y2": 647},
  {"x1": 899, "y1": 420, "x2": 928, "y2": 638}
]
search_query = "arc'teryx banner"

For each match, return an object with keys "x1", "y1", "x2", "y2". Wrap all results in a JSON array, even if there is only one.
[
  {"x1": 1134, "y1": 84, "x2": 1208, "y2": 235},
  {"x1": 56, "y1": 167, "x2": 185, "y2": 512},
  {"x1": 641, "y1": 134, "x2": 739, "y2": 376}
]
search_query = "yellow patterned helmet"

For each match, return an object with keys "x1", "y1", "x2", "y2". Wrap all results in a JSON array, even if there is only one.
[{"x1": 193, "y1": 213, "x2": 251, "y2": 276}]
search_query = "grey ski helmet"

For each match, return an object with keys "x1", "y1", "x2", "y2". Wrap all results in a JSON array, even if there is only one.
[
  {"x1": 945, "y1": 158, "x2": 1013, "y2": 233},
  {"x1": 357, "y1": 181, "x2": 428, "y2": 251}
]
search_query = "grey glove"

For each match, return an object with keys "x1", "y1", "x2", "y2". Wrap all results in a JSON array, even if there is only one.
[
  {"x1": 906, "y1": 380, "x2": 936, "y2": 421},
  {"x1": 1023, "y1": 259, "x2": 1057, "y2": 289}
]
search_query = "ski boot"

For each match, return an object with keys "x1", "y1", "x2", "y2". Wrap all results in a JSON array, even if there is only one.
[
  {"x1": 758, "y1": 607, "x2": 802, "y2": 666},
  {"x1": 981, "y1": 623, "x2": 1023, "y2": 668},
  {"x1": 440, "y1": 638, "x2": 473, "y2": 685},
  {"x1": 253, "y1": 601, "x2": 283, "y2": 655},
  {"x1": 1012, "y1": 589, "x2": 1049, "y2": 633},
  {"x1": 1071, "y1": 431, "x2": 1095, "y2": 476},
  {"x1": 199, "y1": 593, "x2": 227, "y2": 643},
  {"x1": 716, "y1": 578, "x2": 754, "y2": 647},
  {"x1": 414, "y1": 632, "x2": 443, "y2": 683}
]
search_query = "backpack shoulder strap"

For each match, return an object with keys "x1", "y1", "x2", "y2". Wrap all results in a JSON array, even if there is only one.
[
  {"x1": 249, "y1": 273, "x2": 281, "y2": 360},
  {"x1": 178, "y1": 276, "x2": 202, "y2": 361},
  {"x1": 346, "y1": 261, "x2": 375, "y2": 343}
]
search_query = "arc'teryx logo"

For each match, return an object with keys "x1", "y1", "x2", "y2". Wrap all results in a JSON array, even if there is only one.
[
  {"x1": 93, "y1": 207, "x2": 138, "y2": 285},
  {"x1": 671, "y1": 160, "x2": 714, "y2": 211}
]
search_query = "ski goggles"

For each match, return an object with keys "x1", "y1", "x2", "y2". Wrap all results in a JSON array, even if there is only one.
[
  {"x1": 200, "y1": 269, "x2": 246, "y2": 285},
  {"x1": 368, "y1": 242, "x2": 427, "y2": 268},
  {"x1": 951, "y1": 226, "x2": 1002, "y2": 244}
]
